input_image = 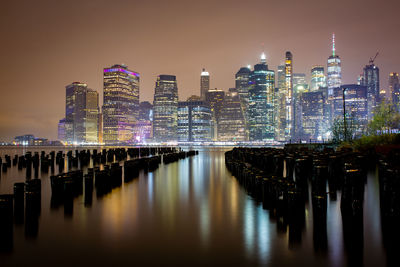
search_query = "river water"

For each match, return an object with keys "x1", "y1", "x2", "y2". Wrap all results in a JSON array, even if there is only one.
[{"x1": 0, "y1": 147, "x2": 389, "y2": 266}]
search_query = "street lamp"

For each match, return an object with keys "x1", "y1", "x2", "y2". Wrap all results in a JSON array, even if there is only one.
[{"x1": 343, "y1": 87, "x2": 348, "y2": 141}]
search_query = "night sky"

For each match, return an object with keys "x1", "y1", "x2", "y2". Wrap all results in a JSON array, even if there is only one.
[{"x1": 1, "y1": 0, "x2": 399, "y2": 141}]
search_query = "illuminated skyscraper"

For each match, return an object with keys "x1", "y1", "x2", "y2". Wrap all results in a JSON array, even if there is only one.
[
  {"x1": 153, "y1": 75, "x2": 179, "y2": 141},
  {"x1": 326, "y1": 34, "x2": 342, "y2": 129},
  {"x1": 65, "y1": 82, "x2": 85, "y2": 142},
  {"x1": 63, "y1": 82, "x2": 99, "y2": 144},
  {"x1": 248, "y1": 53, "x2": 275, "y2": 141},
  {"x1": 200, "y1": 68, "x2": 210, "y2": 100},
  {"x1": 277, "y1": 65, "x2": 286, "y2": 90},
  {"x1": 275, "y1": 65, "x2": 285, "y2": 139},
  {"x1": 235, "y1": 67, "x2": 251, "y2": 119},
  {"x1": 58, "y1": 118, "x2": 66, "y2": 142},
  {"x1": 293, "y1": 73, "x2": 306, "y2": 88},
  {"x1": 276, "y1": 51, "x2": 294, "y2": 141},
  {"x1": 79, "y1": 88, "x2": 99, "y2": 143},
  {"x1": 299, "y1": 91, "x2": 325, "y2": 140},
  {"x1": 362, "y1": 62, "x2": 380, "y2": 120},
  {"x1": 177, "y1": 100, "x2": 212, "y2": 142},
  {"x1": 205, "y1": 89, "x2": 225, "y2": 120},
  {"x1": 218, "y1": 88, "x2": 246, "y2": 141},
  {"x1": 332, "y1": 84, "x2": 368, "y2": 136},
  {"x1": 389, "y1": 72, "x2": 400, "y2": 106},
  {"x1": 205, "y1": 88, "x2": 225, "y2": 140},
  {"x1": 102, "y1": 64, "x2": 139, "y2": 144},
  {"x1": 292, "y1": 73, "x2": 308, "y2": 140},
  {"x1": 327, "y1": 34, "x2": 342, "y2": 92},
  {"x1": 310, "y1": 66, "x2": 327, "y2": 91}
]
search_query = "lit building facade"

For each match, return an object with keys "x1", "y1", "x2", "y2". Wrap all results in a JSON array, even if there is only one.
[
  {"x1": 300, "y1": 91, "x2": 325, "y2": 140},
  {"x1": 14, "y1": 135, "x2": 35, "y2": 145},
  {"x1": 63, "y1": 82, "x2": 99, "y2": 144},
  {"x1": 248, "y1": 53, "x2": 275, "y2": 141},
  {"x1": 133, "y1": 101, "x2": 153, "y2": 143},
  {"x1": 310, "y1": 66, "x2": 327, "y2": 91},
  {"x1": 102, "y1": 64, "x2": 139, "y2": 144},
  {"x1": 65, "y1": 82, "x2": 85, "y2": 142},
  {"x1": 98, "y1": 113, "x2": 103, "y2": 144},
  {"x1": 177, "y1": 100, "x2": 212, "y2": 142},
  {"x1": 332, "y1": 84, "x2": 368, "y2": 136},
  {"x1": 200, "y1": 68, "x2": 210, "y2": 100},
  {"x1": 153, "y1": 75, "x2": 179, "y2": 142},
  {"x1": 327, "y1": 34, "x2": 342, "y2": 130},
  {"x1": 327, "y1": 34, "x2": 342, "y2": 93},
  {"x1": 205, "y1": 88, "x2": 225, "y2": 140},
  {"x1": 235, "y1": 67, "x2": 251, "y2": 118},
  {"x1": 276, "y1": 52, "x2": 294, "y2": 141},
  {"x1": 293, "y1": 73, "x2": 306, "y2": 88},
  {"x1": 139, "y1": 101, "x2": 152, "y2": 121},
  {"x1": 275, "y1": 65, "x2": 285, "y2": 139},
  {"x1": 78, "y1": 88, "x2": 99, "y2": 143},
  {"x1": 389, "y1": 72, "x2": 400, "y2": 107},
  {"x1": 362, "y1": 63, "x2": 380, "y2": 120},
  {"x1": 218, "y1": 88, "x2": 247, "y2": 142},
  {"x1": 58, "y1": 118, "x2": 66, "y2": 142},
  {"x1": 133, "y1": 121, "x2": 152, "y2": 143},
  {"x1": 277, "y1": 65, "x2": 286, "y2": 90},
  {"x1": 292, "y1": 73, "x2": 308, "y2": 140},
  {"x1": 379, "y1": 88, "x2": 387, "y2": 103}
]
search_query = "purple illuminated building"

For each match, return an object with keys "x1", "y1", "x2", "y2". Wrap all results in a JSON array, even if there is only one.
[{"x1": 102, "y1": 64, "x2": 140, "y2": 144}]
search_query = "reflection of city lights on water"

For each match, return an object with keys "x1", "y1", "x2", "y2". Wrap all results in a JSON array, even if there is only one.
[
  {"x1": 148, "y1": 172, "x2": 154, "y2": 204},
  {"x1": 244, "y1": 200, "x2": 255, "y2": 257},
  {"x1": 257, "y1": 206, "x2": 271, "y2": 265},
  {"x1": 200, "y1": 200, "x2": 210, "y2": 246}
]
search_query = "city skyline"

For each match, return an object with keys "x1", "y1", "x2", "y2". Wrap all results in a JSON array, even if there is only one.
[{"x1": 1, "y1": 0, "x2": 400, "y2": 141}]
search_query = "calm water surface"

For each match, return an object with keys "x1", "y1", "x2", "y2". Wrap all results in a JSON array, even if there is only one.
[{"x1": 0, "y1": 147, "x2": 387, "y2": 266}]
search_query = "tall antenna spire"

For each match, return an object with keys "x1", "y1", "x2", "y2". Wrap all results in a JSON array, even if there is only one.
[
  {"x1": 260, "y1": 52, "x2": 266, "y2": 63},
  {"x1": 260, "y1": 42, "x2": 266, "y2": 63},
  {"x1": 332, "y1": 33, "x2": 336, "y2": 57}
]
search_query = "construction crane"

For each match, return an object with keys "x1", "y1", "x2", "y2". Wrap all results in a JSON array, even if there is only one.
[{"x1": 369, "y1": 52, "x2": 379, "y2": 65}]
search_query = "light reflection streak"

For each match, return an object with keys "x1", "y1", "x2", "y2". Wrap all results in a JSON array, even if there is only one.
[
  {"x1": 101, "y1": 183, "x2": 139, "y2": 239},
  {"x1": 200, "y1": 199, "x2": 210, "y2": 246},
  {"x1": 257, "y1": 206, "x2": 271, "y2": 265},
  {"x1": 148, "y1": 172, "x2": 154, "y2": 205},
  {"x1": 244, "y1": 200, "x2": 255, "y2": 258},
  {"x1": 230, "y1": 179, "x2": 238, "y2": 228},
  {"x1": 366, "y1": 171, "x2": 382, "y2": 243},
  {"x1": 179, "y1": 158, "x2": 189, "y2": 202},
  {"x1": 327, "y1": 197, "x2": 343, "y2": 267}
]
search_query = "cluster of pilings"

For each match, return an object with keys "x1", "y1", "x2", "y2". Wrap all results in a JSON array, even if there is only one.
[
  {"x1": 378, "y1": 150, "x2": 400, "y2": 266},
  {"x1": 1, "y1": 151, "x2": 58, "y2": 179},
  {"x1": 0, "y1": 179, "x2": 41, "y2": 252},
  {"x1": 0, "y1": 148, "x2": 181, "y2": 176},
  {"x1": 50, "y1": 170, "x2": 84, "y2": 214},
  {"x1": 225, "y1": 147, "x2": 369, "y2": 256},
  {"x1": 124, "y1": 156, "x2": 161, "y2": 182},
  {"x1": 124, "y1": 150, "x2": 198, "y2": 181},
  {"x1": 0, "y1": 146, "x2": 199, "y2": 250},
  {"x1": 0, "y1": 155, "x2": 11, "y2": 173},
  {"x1": 163, "y1": 151, "x2": 196, "y2": 164}
]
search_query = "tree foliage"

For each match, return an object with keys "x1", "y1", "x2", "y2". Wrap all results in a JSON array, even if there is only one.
[
  {"x1": 331, "y1": 111, "x2": 358, "y2": 143},
  {"x1": 368, "y1": 100, "x2": 400, "y2": 135}
]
